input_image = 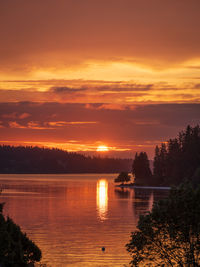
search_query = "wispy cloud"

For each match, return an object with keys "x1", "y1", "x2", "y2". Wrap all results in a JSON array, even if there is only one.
[
  {"x1": 8, "y1": 121, "x2": 52, "y2": 130},
  {"x1": 1, "y1": 79, "x2": 200, "y2": 104},
  {"x1": 51, "y1": 86, "x2": 87, "y2": 93},
  {"x1": 46, "y1": 121, "x2": 98, "y2": 127},
  {"x1": 3, "y1": 119, "x2": 98, "y2": 130},
  {"x1": 2, "y1": 112, "x2": 31, "y2": 119}
]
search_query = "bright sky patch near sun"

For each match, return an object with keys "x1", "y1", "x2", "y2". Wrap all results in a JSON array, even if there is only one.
[
  {"x1": 1, "y1": 0, "x2": 200, "y2": 158},
  {"x1": 96, "y1": 145, "x2": 109, "y2": 152}
]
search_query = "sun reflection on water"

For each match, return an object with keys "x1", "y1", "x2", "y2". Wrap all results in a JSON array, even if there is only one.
[{"x1": 96, "y1": 179, "x2": 108, "y2": 221}]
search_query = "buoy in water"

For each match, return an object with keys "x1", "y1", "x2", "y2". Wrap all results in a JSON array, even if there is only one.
[{"x1": 102, "y1": 247, "x2": 105, "y2": 252}]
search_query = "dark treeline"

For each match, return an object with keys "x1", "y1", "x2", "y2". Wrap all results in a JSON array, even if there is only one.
[
  {"x1": 153, "y1": 125, "x2": 200, "y2": 185},
  {"x1": 132, "y1": 125, "x2": 200, "y2": 186},
  {"x1": 132, "y1": 152, "x2": 153, "y2": 185},
  {"x1": 0, "y1": 145, "x2": 132, "y2": 174}
]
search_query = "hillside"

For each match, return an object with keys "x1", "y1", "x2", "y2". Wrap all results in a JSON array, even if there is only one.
[{"x1": 0, "y1": 145, "x2": 132, "y2": 174}]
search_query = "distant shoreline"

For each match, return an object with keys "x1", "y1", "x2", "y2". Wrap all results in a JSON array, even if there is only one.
[
  {"x1": 0, "y1": 145, "x2": 132, "y2": 174},
  {"x1": 0, "y1": 172, "x2": 119, "y2": 175},
  {"x1": 116, "y1": 184, "x2": 171, "y2": 190}
]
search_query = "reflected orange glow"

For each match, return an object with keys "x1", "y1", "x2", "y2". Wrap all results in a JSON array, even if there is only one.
[
  {"x1": 148, "y1": 192, "x2": 154, "y2": 211},
  {"x1": 96, "y1": 179, "x2": 108, "y2": 221},
  {"x1": 97, "y1": 145, "x2": 109, "y2": 152}
]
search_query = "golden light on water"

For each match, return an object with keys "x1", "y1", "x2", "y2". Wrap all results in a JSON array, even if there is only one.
[{"x1": 96, "y1": 179, "x2": 108, "y2": 221}]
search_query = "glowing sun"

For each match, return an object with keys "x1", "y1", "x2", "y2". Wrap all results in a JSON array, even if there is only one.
[{"x1": 97, "y1": 145, "x2": 109, "y2": 152}]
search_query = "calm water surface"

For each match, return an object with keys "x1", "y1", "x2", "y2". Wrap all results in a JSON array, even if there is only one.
[{"x1": 0, "y1": 174, "x2": 169, "y2": 266}]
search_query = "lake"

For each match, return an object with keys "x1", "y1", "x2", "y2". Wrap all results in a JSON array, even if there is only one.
[{"x1": 0, "y1": 174, "x2": 169, "y2": 266}]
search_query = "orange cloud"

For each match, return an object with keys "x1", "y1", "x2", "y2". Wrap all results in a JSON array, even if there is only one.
[
  {"x1": 2, "y1": 112, "x2": 31, "y2": 119},
  {"x1": 19, "y1": 113, "x2": 31, "y2": 119},
  {"x1": 8, "y1": 121, "x2": 51, "y2": 130},
  {"x1": 47, "y1": 121, "x2": 98, "y2": 127},
  {"x1": 1, "y1": 79, "x2": 200, "y2": 104},
  {"x1": 4, "y1": 120, "x2": 98, "y2": 130},
  {"x1": 9, "y1": 121, "x2": 26, "y2": 129},
  {"x1": 1, "y1": 0, "x2": 200, "y2": 82}
]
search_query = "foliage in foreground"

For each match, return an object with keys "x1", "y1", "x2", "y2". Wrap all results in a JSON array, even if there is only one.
[
  {"x1": 126, "y1": 184, "x2": 200, "y2": 266},
  {"x1": 0, "y1": 202, "x2": 41, "y2": 266}
]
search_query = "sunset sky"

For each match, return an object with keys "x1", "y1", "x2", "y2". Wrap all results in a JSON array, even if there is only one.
[{"x1": 1, "y1": 0, "x2": 200, "y2": 158}]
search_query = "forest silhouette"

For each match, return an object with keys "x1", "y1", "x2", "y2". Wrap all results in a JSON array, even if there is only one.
[
  {"x1": 0, "y1": 145, "x2": 132, "y2": 174},
  {"x1": 132, "y1": 125, "x2": 200, "y2": 186}
]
